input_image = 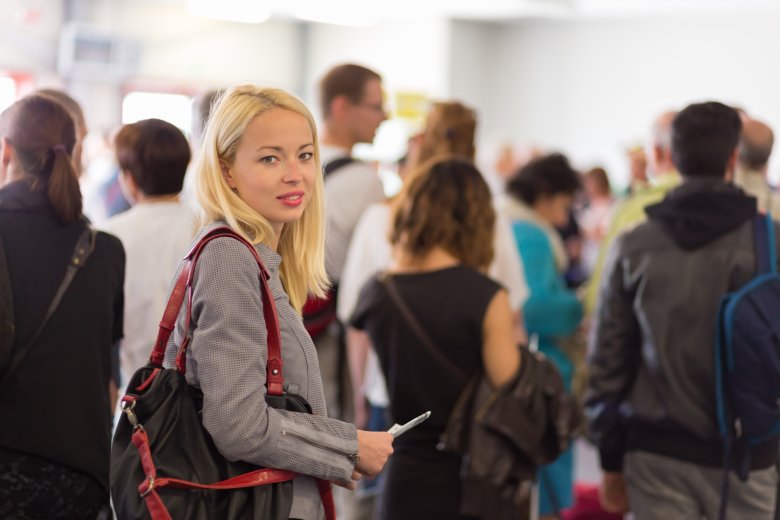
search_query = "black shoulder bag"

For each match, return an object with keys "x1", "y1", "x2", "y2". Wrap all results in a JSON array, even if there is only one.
[
  {"x1": 110, "y1": 227, "x2": 335, "y2": 520},
  {"x1": 0, "y1": 226, "x2": 96, "y2": 387}
]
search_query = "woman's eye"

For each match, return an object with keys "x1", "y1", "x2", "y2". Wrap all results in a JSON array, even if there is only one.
[
  {"x1": 260, "y1": 156, "x2": 278, "y2": 164},
  {"x1": 300, "y1": 152, "x2": 313, "y2": 161}
]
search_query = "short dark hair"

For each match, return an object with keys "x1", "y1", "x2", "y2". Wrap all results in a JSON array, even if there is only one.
[
  {"x1": 114, "y1": 118, "x2": 191, "y2": 196},
  {"x1": 391, "y1": 157, "x2": 495, "y2": 270},
  {"x1": 319, "y1": 64, "x2": 381, "y2": 118},
  {"x1": 671, "y1": 102, "x2": 742, "y2": 177},
  {"x1": 506, "y1": 153, "x2": 581, "y2": 206}
]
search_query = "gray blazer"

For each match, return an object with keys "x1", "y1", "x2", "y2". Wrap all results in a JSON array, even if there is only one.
[{"x1": 163, "y1": 224, "x2": 358, "y2": 520}]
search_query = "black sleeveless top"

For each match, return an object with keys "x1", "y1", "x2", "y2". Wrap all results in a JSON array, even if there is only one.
[
  {"x1": 350, "y1": 265, "x2": 501, "y2": 445},
  {"x1": 351, "y1": 266, "x2": 501, "y2": 519},
  {"x1": 0, "y1": 180, "x2": 124, "y2": 492}
]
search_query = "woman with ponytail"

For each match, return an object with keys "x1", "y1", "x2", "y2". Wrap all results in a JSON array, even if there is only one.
[{"x1": 0, "y1": 94, "x2": 125, "y2": 519}]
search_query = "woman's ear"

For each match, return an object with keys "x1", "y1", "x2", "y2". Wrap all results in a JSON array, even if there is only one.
[
  {"x1": 0, "y1": 138, "x2": 15, "y2": 185},
  {"x1": 1, "y1": 138, "x2": 12, "y2": 167},
  {"x1": 724, "y1": 147, "x2": 739, "y2": 182},
  {"x1": 118, "y1": 170, "x2": 139, "y2": 205},
  {"x1": 220, "y1": 160, "x2": 236, "y2": 189}
]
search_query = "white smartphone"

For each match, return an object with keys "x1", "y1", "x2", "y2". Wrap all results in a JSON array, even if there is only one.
[{"x1": 387, "y1": 411, "x2": 432, "y2": 438}]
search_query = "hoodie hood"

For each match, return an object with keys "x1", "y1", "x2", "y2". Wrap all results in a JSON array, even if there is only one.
[{"x1": 645, "y1": 177, "x2": 757, "y2": 250}]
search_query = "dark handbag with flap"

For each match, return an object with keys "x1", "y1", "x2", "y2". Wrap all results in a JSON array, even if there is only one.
[{"x1": 110, "y1": 227, "x2": 335, "y2": 520}]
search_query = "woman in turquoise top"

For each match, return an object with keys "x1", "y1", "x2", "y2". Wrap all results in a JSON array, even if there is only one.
[{"x1": 502, "y1": 153, "x2": 583, "y2": 519}]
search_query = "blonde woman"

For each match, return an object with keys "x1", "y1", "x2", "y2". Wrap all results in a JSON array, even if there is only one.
[{"x1": 162, "y1": 86, "x2": 393, "y2": 520}]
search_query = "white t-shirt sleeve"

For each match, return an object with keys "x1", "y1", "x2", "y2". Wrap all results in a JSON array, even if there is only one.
[
  {"x1": 488, "y1": 215, "x2": 529, "y2": 311},
  {"x1": 337, "y1": 204, "x2": 392, "y2": 323},
  {"x1": 324, "y1": 163, "x2": 385, "y2": 282}
]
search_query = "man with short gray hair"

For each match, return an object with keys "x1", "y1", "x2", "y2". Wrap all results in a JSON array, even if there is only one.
[{"x1": 735, "y1": 116, "x2": 780, "y2": 219}]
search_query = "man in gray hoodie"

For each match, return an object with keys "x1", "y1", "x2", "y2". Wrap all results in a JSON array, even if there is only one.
[{"x1": 587, "y1": 101, "x2": 779, "y2": 519}]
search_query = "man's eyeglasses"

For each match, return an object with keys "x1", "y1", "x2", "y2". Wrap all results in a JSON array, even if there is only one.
[{"x1": 355, "y1": 102, "x2": 385, "y2": 114}]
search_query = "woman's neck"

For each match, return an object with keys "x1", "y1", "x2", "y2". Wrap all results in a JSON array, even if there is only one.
[
  {"x1": 136, "y1": 193, "x2": 180, "y2": 204},
  {"x1": 390, "y1": 246, "x2": 459, "y2": 273},
  {"x1": 3, "y1": 164, "x2": 28, "y2": 186}
]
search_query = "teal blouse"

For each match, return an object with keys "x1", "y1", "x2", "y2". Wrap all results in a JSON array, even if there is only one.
[{"x1": 511, "y1": 220, "x2": 583, "y2": 390}]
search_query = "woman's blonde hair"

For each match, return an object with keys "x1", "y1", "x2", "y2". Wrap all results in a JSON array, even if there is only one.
[
  {"x1": 194, "y1": 85, "x2": 328, "y2": 311},
  {"x1": 414, "y1": 101, "x2": 477, "y2": 168}
]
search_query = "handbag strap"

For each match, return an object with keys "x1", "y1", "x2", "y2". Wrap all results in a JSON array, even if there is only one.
[
  {"x1": 147, "y1": 226, "x2": 285, "y2": 396},
  {"x1": 383, "y1": 274, "x2": 468, "y2": 383},
  {"x1": 131, "y1": 426, "x2": 335, "y2": 520},
  {"x1": 0, "y1": 226, "x2": 96, "y2": 387}
]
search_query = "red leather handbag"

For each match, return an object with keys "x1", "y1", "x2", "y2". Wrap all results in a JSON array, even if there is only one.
[{"x1": 110, "y1": 227, "x2": 335, "y2": 520}]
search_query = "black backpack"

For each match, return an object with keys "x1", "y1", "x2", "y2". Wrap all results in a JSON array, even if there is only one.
[{"x1": 714, "y1": 214, "x2": 780, "y2": 519}]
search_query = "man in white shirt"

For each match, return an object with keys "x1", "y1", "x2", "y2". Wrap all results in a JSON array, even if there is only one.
[
  {"x1": 101, "y1": 119, "x2": 196, "y2": 387},
  {"x1": 318, "y1": 63, "x2": 388, "y2": 283},
  {"x1": 313, "y1": 63, "x2": 388, "y2": 520},
  {"x1": 309, "y1": 65, "x2": 388, "y2": 417}
]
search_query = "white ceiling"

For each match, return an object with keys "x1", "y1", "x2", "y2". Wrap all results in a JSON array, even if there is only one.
[
  {"x1": 440, "y1": 0, "x2": 780, "y2": 20},
  {"x1": 156, "y1": 0, "x2": 780, "y2": 25},
  {"x1": 272, "y1": 0, "x2": 780, "y2": 23}
]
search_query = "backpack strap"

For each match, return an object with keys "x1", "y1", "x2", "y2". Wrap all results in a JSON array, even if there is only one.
[
  {"x1": 755, "y1": 213, "x2": 777, "y2": 275},
  {"x1": 323, "y1": 157, "x2": 355, "y2": 179}
]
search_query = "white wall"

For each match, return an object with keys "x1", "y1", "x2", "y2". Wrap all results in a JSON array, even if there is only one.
[
  {"x1": 91, "y1": 2, "x2": 300, "y2": 89},
  {"x1": 448, "y1": 20, "x2": 499, "y2": 130},
  {"x1": 302, "y1": 18, "x2": 452, "y2": 161},
  {"x1": 4, "y1": 3, "x2": 780, "y2": 188},
  {"x1": 303, "y1": 18, "x2": 452, "y2": 111},
  {"x1": 481, "y1": 13, "x2": 780, "y2": 188},
  {"x1": 0, "y1": 0, "x2": 62, "y2": 72},
  {"x1": 71, "y1": 1, "x2": 301, "y2": 132}
]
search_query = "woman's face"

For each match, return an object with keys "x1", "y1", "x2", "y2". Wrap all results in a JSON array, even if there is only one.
[
  {"x1": 223, "y1": 108, "x2": 316, "y2": 239},
  {"x1": 534, "y1": 192, "x2": 573, "y2": 228}
]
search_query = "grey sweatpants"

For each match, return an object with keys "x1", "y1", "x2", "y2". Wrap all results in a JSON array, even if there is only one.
[{"x1": 624, "y1": 451, "x2": 778, "y2": 520}]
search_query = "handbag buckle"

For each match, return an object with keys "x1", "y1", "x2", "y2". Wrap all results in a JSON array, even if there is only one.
[
  {"x1": 121, "y1": 399, "x2": 140, "y2": 429},
  {"x1": 139, "y1": 477, "x2": 156, "y2": 498}
]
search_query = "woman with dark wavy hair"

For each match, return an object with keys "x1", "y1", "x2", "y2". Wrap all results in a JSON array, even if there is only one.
[
  {"x1": 503, "y1": 152, "x2": 584, "y2": 519},
  {"x1": 350, "y1": 157, "x2": 521, "y2": 519},
  {"x1": 0, "y1": 94, "x2": 124, "y2": 519}
]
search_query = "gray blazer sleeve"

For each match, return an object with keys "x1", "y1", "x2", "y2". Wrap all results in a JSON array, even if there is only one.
[{"x1": 176, "y1": 238, "x2": 358, "y2": 482}]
